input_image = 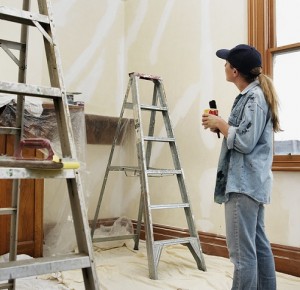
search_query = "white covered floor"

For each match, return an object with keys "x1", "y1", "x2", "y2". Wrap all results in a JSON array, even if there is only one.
[{"x1": 2, "y1": 240, "x2": 300, "y2": 290}]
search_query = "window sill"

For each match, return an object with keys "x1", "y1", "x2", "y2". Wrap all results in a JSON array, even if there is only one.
[{"x1": 272, "y1": 155, "x2": 300, "y2": 171}]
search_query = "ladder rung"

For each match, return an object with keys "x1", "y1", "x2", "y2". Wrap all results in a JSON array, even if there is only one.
[
  {"x1": 0, "y1": 39, "x2": 25, "y2": 50},
  {"x1": 146, "y1": 169, "x2": 182, "y2": 176},
  {"x1": 0, "y1": 127, "x2": 20, "y2": 135},
  {"x1": 125, "y1": 102, "x2": 133, "y2": 109},
  {"x1": 150, "y1": 203, "x2": 190, "y2": 210},
  {"x1": 0, "y1": 167, "x2": 76, "y2": 179},
  {"x1": 0, "y1": 81, "x2": 62, "y2": 98},
  {"x1": 0, "y1": 282, "x2": 12, "y2": 289},
  {"x1": 140, "y1": 104, "x2": 167, "y2": 112},
  {"x1": 93, "y1": 234, "x2": 137, "y2": 243},
  {"x1": 153, "y1": 237, "x2": 198, "y2": 247},
  {"x1": 0, "y1": 6, "x2": 50, "y2": 26},
  {"x1": 144, "y1": 136, "x2": 175, "y2": 142},
  {"x1": 0, "y1": 254, "x2": 90, "y2": 281},
  {"x1": 0, "y1": 208, "x2": 16, "y2": 215},
  {"x1": 109, "y1": 165, "x2": 140, "y2": 172},
  {"x1": 125, "y1": 102, "x2": 167, "y2": 112}
]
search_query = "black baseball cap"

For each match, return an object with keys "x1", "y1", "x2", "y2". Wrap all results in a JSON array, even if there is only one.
[{"x1": 216, "y1": 44, "x2": 262, "y2": 75}]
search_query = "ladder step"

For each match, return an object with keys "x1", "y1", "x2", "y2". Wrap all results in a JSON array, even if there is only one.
[
  {"x1": 140, "y1": 104, "x2": 167, "y2": 112},
  {"x1": 150, "y1": 203, "x2": 190, "y2": 210},
  {"x1": 93, "y1": 233, "x2": 137, "y2": 243},
  {"x1": 109, "y1": 165, "x2": 140, "y2": 172},
  {"x1": 0, "y1": 81, "x2": 62, "y2": 98},
  {"x1": 0, "y1": 39, "x2": 25, "y2": 51},
  {"x1": 0, "y1": 6, "x2": 50, "y2": 26},
  {"x1": 0, "y1": 127, "x2": 21, "y2": 135},
  {"x1": 108, "y1": 166, "x2": 182, "y2": 177},
  {"x1": 0, "y1": 167, "x2": 76, "y2": 179},
  {"x1": 144, "y1": 136, "x2": 175, "y2": 142},
  {"x1": 146, "y1": 169, "x2": 182, "y2": 176},
  {"x1": 0, "y1": 254, "x2": 90, "y2": 281},
  {"x1": 0, "y1": 282, "x2": 12, "y2": 289},
  {"x1": 0, "y1": 207, "x2": 17, "y2": 215},
  {"x1": 153, "y1": 237, "x2": 198, "y2": 247},
  {"x1": 125, "y1": 102, "x2": 167, "y2": 111}
]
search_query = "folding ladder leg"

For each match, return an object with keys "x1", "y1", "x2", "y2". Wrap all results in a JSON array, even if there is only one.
[
  {"x1": 37, "y1": 2, "x2": 99, "y2": 288},
  {"x1": 91, "y1": 78, "x2": 133, "y2": 237},
  {"x1": 91, "y1": 76, "x2": 142, "y2": 251},
  {"x1": 8, "y1": 1, "x2": 30, "y2": 288},
  {"x1": 133, "y1": 194, "x2": 143, "y2": 250},
  {"x1": 7, "y1": 181, "x2": 20, "y2": 290},
  {"x1": 131, "y1": 75, "x2": 158, "y2": 279},
  {"x1": 66, "y1": 178, "x2": 99, "y2": 289},
  {"x1": 156, "y1": 81, "x2": 206, "y2": 271},
  {"x1": 134, "y1": 80, "x2": 159, "y2": 252}
]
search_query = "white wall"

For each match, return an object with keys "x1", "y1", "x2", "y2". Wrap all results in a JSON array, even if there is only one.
[{"x1": 1, "y1": 0, "x2": 299, "y2": 248}]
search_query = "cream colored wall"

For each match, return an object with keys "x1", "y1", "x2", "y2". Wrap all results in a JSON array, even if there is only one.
[{"x1": 1, "y1": 0, "x2": 299, "y2": 248}]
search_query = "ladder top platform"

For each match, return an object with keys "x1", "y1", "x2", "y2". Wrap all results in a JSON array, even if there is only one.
[{"x1": 129, "y1": 72, "x2": 162, "y2": 81}]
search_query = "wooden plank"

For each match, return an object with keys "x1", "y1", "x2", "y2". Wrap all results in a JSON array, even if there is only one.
[
  {"x1": 0, "y1": 81, "x2": 62, "y2": 98},
  {"x1": 0, "y1": 159, "x2": 63, "y2": 169},
  {"x1": 0, "y1": 168, "x2": 75, "y2": 179},
  {"x1": 0, "y1": 127, "x2": 20, "y2": 135}
]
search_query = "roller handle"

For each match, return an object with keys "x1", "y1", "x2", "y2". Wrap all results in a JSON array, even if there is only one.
[
  {"x1": 209, "y1": 100, "x2": 220, "y2": 138},
  {"x1": 16, "y1": 138, "x2": 55, "y2": 160}
]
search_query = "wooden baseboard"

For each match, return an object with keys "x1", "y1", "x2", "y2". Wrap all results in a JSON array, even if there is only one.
[{"x1": 92, "y1": 218, "x2": 300, "y2": 277}]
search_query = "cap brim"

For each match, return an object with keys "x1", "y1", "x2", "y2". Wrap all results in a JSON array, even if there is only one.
[{"x1": 216, "y1": 49, "x2": 230, "y2": 60}]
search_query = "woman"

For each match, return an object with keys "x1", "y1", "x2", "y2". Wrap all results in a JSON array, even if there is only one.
[{"x1": 202, "y1": 44, "x2": 280, "y2": 290}]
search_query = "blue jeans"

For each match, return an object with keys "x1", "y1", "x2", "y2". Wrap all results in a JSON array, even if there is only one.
[{"x1": 225, "y1": 193, "x2": 276, "y2": 290}]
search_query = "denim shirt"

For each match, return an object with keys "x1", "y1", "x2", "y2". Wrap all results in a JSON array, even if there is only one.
[{"x1": 214, "y1": 80, "x2": 273, "y2": 204}]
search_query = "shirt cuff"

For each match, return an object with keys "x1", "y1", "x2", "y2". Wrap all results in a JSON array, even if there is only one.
[{"x1": 227, "y1": 126, "x2": 236, "y2": 149}]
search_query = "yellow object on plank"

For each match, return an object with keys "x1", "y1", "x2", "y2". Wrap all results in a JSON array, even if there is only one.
[
  {"x1": 63, "y1": 161, "x2": 80, "y2": 169},
  {"x1": 52, "y1": 155, "x2": 80, "y2": 169}
]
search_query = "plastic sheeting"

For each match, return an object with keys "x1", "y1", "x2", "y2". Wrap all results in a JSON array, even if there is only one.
[
  {"x1": 93, "y1": 216, "x2": 134, "y2": 250},
  {"x1": 0, "y1": 99, "x2": 137, "y2": 257},
  {"x1": 0, "y1": 100, "x2": 87, "y2": 256},
  {"x1": 0, "y1": 102, "x2": 86, "y2": 160}
]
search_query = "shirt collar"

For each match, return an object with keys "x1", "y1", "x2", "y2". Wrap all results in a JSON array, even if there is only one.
[{"x1": 240, "y1": 79, "x2": 259, "y2": 95}]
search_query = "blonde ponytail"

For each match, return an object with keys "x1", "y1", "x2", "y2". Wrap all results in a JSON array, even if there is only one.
[
  {"x1": 244, "y1": 67, "x2": 281, "y2": 132},
  {"x1": 258, "y1": 73, "x2": 281, "y2": 132}
]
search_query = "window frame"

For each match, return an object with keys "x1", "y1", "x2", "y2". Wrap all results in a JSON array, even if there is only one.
[{"x1": 248, "y1": 0, "x2": 300, "y2": 171}]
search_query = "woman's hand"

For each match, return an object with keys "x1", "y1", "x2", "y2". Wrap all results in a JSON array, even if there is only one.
[
  {"x1": 202, "y1": 113, "x2": 229, "y2": 138},
  {"x1": 202, "y1": 113, "x2": 220, "y2": 131}
]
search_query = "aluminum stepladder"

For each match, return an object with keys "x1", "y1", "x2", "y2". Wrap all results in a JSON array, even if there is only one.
[
  {"x1": 91, "y1": 72, "x2": 206, "y2": 280},
  {"x1": 0, "y1": 1, "x2": 99, "y2": 289}
]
